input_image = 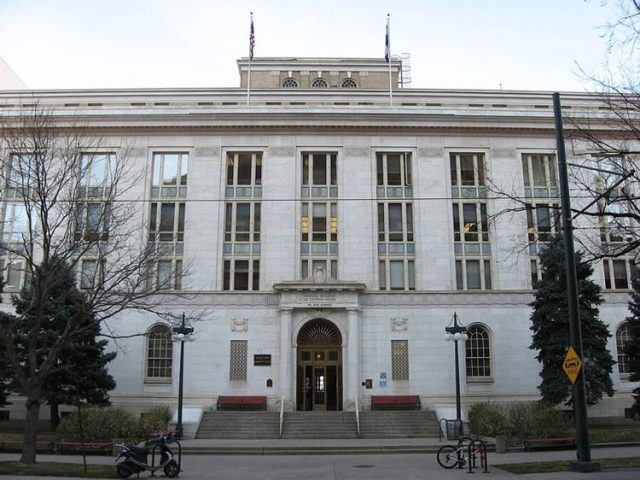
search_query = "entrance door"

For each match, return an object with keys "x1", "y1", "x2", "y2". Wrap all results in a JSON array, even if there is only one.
[
  {"x1": 296, "y1": 319, "x2": 343, "y2": 411},
  {"x1": 297, "y1": 349, "x2": 342, "y2": 411}
]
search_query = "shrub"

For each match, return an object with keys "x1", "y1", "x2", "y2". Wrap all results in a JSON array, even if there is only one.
[
  {"x1": 139, "y1": 405, "x2": 172, "y2": 435},
  {"x1": 56, "y1": 407, "x2": 138, "y2": 442},
  {"x1": 468, "y1": 402, "x2": 507, "y2": 437},
  {"x1": 468, "y1": 401, "x2": 573, "y2": 444},
  {"x1": 506, "y1": 401, "x2": 573, "y2": 441},
  {"x1": 56, "y1": 405, "x2": 173, "y2": 443}
]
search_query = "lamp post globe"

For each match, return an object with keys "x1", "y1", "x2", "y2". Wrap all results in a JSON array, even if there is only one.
[
  {"x1": 172, "y1": 314, "x2": 195, "y2": 439},
  {"x1": 444, "y1": 312, "x2": 467, "y2": 438}
]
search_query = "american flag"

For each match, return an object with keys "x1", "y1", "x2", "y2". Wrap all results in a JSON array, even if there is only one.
[
  {"x1": 385, "y1": 15, "x2": 390, "y2": 63},
  {"x1": 249, "y1": 14, "x2": 255, "y2": 60}
]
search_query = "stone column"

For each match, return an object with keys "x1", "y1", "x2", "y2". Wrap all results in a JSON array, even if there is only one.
[
  {"x1": 346, "y1": 308, "x2": 360, "y2": 407},
  {"x1": 279, "y1": 308, "x2": 293, "y2": 403}
]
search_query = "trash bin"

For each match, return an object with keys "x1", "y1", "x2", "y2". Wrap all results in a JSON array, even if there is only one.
[
  {"x1": 495, "y1": 435, "x2": 507, "y2": 454},
  {"x1": 445, "y1": 419, "x2": 463, "y2": 440}
]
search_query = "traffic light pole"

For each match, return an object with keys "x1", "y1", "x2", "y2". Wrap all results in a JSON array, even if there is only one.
[{"x1": 553, "y1": 93, "x2": 599, "y2": 473}]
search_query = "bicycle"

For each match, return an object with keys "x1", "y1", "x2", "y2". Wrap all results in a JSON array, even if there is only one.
[{"x1": 436, "y1": 444, "x2": 468, "y2": 469}]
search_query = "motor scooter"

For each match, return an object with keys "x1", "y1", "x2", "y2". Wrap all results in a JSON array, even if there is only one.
[{"x1": 115, "y1": 432, "x2": 181, "y2": 478}]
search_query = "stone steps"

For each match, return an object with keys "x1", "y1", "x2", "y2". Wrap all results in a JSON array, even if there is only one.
[
  {"x1": 196, "y1": 410, "x2": 441, "y2": 440},
  {"x1": 282, "y1": 412, "x2": 358, "y2": 439},
  {"x1": 197, "y1": 411, "x2": 280, "y2": 439},
  {"x1": 359, "y1": 411, "x2": 440, "y2": 438}
]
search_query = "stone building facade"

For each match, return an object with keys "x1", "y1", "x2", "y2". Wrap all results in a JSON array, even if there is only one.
[{"x1": 0, "y1": 57, "x2": 636, "y2": 421}]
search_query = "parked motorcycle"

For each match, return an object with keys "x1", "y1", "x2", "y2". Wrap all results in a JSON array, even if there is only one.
[{"x1": 115, "y1": 432, "x2": 181, "y2": 478}]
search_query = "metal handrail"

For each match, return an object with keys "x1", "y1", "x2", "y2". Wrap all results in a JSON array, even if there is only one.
[
  {"x1": 354, "y1": 395, "x2": 360, "y2": 438},
  {"x1": 279, "y1": 395, "x2": 285, "y2": 438}
]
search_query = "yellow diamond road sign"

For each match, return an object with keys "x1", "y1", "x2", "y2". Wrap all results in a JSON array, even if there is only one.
[{"x1": 563, "y1": 346, "x2": 582, "y2": 384}]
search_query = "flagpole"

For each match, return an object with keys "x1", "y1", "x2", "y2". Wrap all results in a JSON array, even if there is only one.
[
  {"x1": 247, "y1": 12, "x2": 253, "y2": 105},
  {"x1": 386, "y1": 14, "x2": 392, "y2": 106}
]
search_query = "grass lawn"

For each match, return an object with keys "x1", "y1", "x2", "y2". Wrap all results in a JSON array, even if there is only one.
[
  {"x1": 495, "y1": 457, "x2": 640, "y2": 474},
  {"x1": 0, "y1": 461, "x2": 117, "y2": 478},
  {"x1": 590, "y1": 427, "x2": 640, "y2": 443}
]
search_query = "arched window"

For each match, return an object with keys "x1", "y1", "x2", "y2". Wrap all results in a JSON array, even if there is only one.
[
  {"x1": 146, "y1": 324, "x2": 172, "y2": 382},
  {"x1": 282, "y1": 78, "x2": 299, "y2": 88},
  {"x1": 341, "y1": 78, "x2": 357, "y2": 88},
  {"x1": 616, "y1": 323, "x2": 630, "y2": 376},
  {"x1": 311, "y1": 78, "x2": 328, "y2": 88},
  {"x1": 465, "y1": 324, "x2": 491, "y2": 380}
]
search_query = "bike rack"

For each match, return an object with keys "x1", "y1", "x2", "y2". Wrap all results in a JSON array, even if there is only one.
[
  {"x1": 467, "y1": 438, "x2": 489, "y2": 474},
  {"x1": 437, "y1": 436, "x2": 489, "y2": 473},
  {"x1": 148, "y1": 438, "x2": 182, "y2": 477}
]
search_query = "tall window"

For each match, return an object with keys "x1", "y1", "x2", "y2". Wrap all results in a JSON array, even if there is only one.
[
  {"x1": 80, "y1": 153, "x2": 115, "y2": 195},
  {"x1": 451, "y1": 152, "x2": 491, "y2": 290},
  {"x1": 522, "y1": 153, "x2": 559, "y2": 286},
  {"x1": 147, "y1": 153, "x2": 187, "y2": 290},
  {"x1": 301, "y1": 152, "x2": 338, "y2": 280},
  {"x1": 2, "y1": 203, "x2": 28, "y2": 242},
  {"x1": 522, "y1": 153, "x2": 558, "y2": 196},
  {"x1": 465, "y1": 325, "x2": 492, "y2": 380},
  {"x1": 80, "y1": 258, "x2": 105, "y2": 290},
  {"x1": 603, "y1": 259, "x2": 636, "y2": 290},
  {"x1": 391, "y1": 340, "x2": 409, "y2": 380},
  {"x1": 0, "y1": 258, "x2": 25, "y2": 293},
  {"x1": 224, "y1": 152, "x2": 262, "y2": 290},
  {"x1": 146, "y1": 325, "x2": 173, "y2": 382},
  {"x1": 377, "y1": 152, "x2": 415, "y2": 290},
  {"x1": 5, "y1": 153, "x2": 33, "y2": 198},
  {"x1": 616, "y1": 323, "x2": 630, "y2": 376},
  {"x1": 75, "y1": 202, "x2": 110, "y2": 241}
]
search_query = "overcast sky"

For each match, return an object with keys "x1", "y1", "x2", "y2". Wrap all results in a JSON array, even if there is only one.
[{"x1": 0, "y1": 0, "x2": 624, "y2": 91}]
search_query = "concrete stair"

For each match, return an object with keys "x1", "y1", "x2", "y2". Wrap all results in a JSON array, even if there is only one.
[
  {"x1": 282, "y1": 412, "x2": 358, "y2": 439},
  {"x1": 358, "y1": 411, "x2": 440, "y2": 438},
  {"x1": 196, "y1": 411, "x2": 280, "y2": 439}
]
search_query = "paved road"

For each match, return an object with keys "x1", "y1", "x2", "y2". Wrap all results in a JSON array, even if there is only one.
[{"x1": 1, "y1": 446, "x2": 639, "y2": 479}]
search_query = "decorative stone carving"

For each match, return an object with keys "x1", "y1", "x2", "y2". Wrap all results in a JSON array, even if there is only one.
[
  {"x1": 270, "y1": 146, "x2": 295, "y2": 157},
  {"x1": 493, "y1": 148, "x2": 516, "y2": 159},
  {"x1": 194, "y1": 147, "x2": 219, "y2": 157},
  {"x1": 231, "y1": 318, "x2": 248, "y2": 332},
  {"x1": 419, "y1": 147, "x2": 442, "y2": 158},
  {"x1": 344, "y1": 147, "x2": 369, "y2": 157},
  {"x1": 127, "y1": 148, "x2": 146, "y2": 157},
  {"x1": 391, "y1": 317, "x2": 408, "y2": 331},
  {"x1": 312, "y1": 264, "x2": 327, "y2": 283}
]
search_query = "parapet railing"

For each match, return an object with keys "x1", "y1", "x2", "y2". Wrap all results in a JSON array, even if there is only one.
[
  {"x1": 354, "y1": 395, "x2": 360, "y2": 438},
  {"x1": 279, "y1": 395, "x2": 285, "y2": 438}
]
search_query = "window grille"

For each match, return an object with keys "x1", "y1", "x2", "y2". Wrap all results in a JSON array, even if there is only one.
[
  {"x1": 230, "y1": 340, "x2": 248, "y2": 381},
  {"x1": 391, "y1": 340, "x2": 409, "y2": 380}
]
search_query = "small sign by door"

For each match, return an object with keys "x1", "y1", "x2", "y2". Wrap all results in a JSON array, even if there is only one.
[{"x1": 254, "y1": 354, "x2": 271, "y2": 366}]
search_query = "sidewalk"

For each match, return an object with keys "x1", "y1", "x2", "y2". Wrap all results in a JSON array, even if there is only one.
[{"x1": 0, "y1": 443, "x2": 638, "y2": 479}]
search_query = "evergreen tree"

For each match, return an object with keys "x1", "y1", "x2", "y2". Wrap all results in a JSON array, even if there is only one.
[
  {"x1": 530, "y1": 235, "x2": 615, "y2": 405},
  {"x1": 624, "y1": 266, "x2": 640, "y2": 417},
  {"x1": 43, "y1": 317, "x2": 116, "y2": 429},
  {"x1": 9, "y1": 258, "x2": 116, "y2": 427}
]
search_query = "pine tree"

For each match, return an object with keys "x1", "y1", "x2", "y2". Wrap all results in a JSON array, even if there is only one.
[
  {"x1": 624, "y1": 266, "x2": 640, "y2": 417},
  {"x1": 9, "y1": 258, "x2": 116, "y2": 427},
  {"x1": 530, "y1": 235, "x2": 615, "y2": 405}
]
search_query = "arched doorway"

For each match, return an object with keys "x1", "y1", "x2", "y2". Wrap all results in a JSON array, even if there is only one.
[{"x1": 296, "y1": 319, "x2": 343, "y2": 411}]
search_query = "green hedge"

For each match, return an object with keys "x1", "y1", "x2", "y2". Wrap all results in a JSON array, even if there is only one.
[
  {"x1": 55, "y1": 405, "x2": 171, "y2": 443},
  {"x1": 469, "y1": 401, "x2": 573, "y2": 444}
]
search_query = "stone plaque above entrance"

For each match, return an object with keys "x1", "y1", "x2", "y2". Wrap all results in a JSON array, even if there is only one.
[{"x1": 273, "y1": 277, "x2": 365, "y2": 310}]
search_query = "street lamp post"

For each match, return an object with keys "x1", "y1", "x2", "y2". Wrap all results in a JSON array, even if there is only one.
[
  {"x1": 445, "y1": 312, "x2": 468, "y2": 438},
  {"x1": 172, "y1": 314, "x2": 195, "y2": 439}
]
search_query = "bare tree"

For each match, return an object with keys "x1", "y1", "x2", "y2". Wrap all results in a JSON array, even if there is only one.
[{"x1": 0, "y1": 104, "x2": 187, "y2": 464}]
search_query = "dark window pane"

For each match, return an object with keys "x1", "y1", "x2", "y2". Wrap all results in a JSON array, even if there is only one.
[
  {"x1": 313, "y1": 155, "x2": 326, "y2": 185},
  {"x1": 234, "y1": 260, "x2": 249, "y2": 290},
  {"x1": 237, "y1": 154, "x2": 252, "y2": 185},
  {"x1": 387, "y1": 155, "x2": 401, "y2": 185}
]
